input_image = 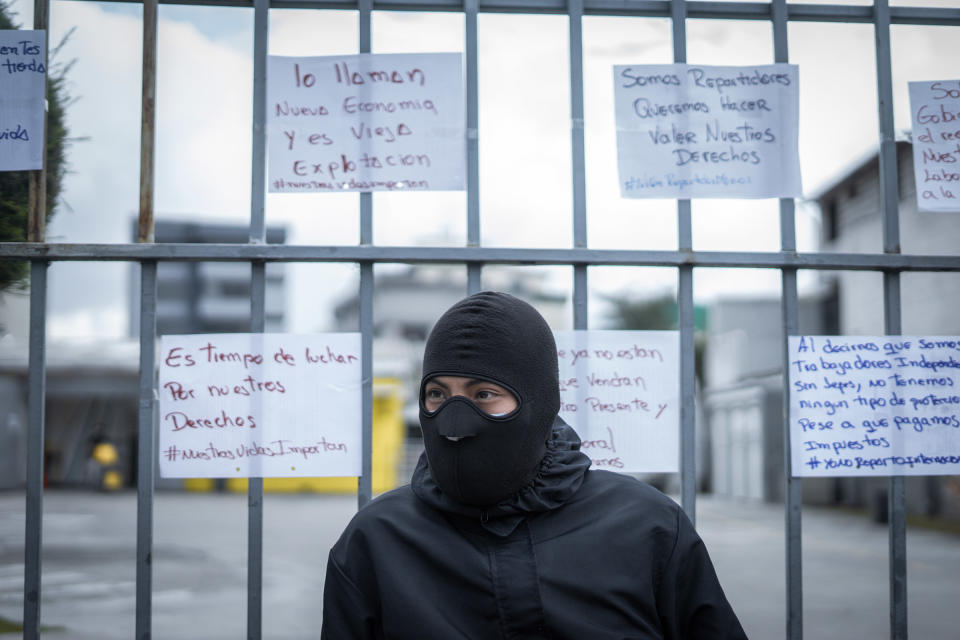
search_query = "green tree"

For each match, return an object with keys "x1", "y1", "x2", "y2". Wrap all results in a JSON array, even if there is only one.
[
  {"x1": 0, "y1": 1, "x2": 71, "y2": 291},
  {"x1": 605, "y1": 294, "x2": 707, "y2": 383},
  {"x1": 606, "y1": 294, "x2": 676, "y2": 332}
]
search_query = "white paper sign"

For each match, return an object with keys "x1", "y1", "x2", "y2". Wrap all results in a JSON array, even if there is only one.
[
  {"x1": 555, "y1": 330, "x2": 679, "y2": 473},
  {"x1": 0, "y1": 30, "x2": 46, "y2": 171},
  {"x1": 267, "y1": 52, "x2": 465, "y2": 192},
  {"x1": 789, "y1": 336, "x2": 960, "y2": 477},
  {"x1": 908, "y1": 80, "x2": 960, "y2": 212},
  {"x1": 158, "y1": 334, "x2": 361, "y2": 478},
  {"x1": 614, "y1": 63, "x2": 801, "y2": 199}
]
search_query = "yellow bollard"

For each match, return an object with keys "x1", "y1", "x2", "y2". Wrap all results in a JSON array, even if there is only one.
[{"x1": 226, "y1": 377, "x2": 407, "y2": 494}]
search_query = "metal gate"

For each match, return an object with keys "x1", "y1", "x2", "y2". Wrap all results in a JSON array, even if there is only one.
[{"x1": 3, "y1": 0, "x2": 960, "y2": 638}]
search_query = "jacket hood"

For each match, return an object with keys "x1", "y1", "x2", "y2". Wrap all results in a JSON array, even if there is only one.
[{"x1": 411, "y1": 417, "x2": 592, "y2": 537}]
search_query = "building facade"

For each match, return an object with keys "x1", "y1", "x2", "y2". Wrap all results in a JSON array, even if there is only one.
[
  {"x1": 130, "y1": 220, "x2": 287, "y2": 336},
  {"x1": 704, "y1": 142, "x2": 960, "y2": 521}
]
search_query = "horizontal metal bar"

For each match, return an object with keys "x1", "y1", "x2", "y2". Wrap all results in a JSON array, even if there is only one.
[
  {"x1": 59, "y1": 0, "x2": 960, "y2": 24},
  {"x1": 889, "y1": 5, "x2": 960, "y2": 26},
  {"x1": 2, "y1": 242, "x2": 959, "y2": 271}
]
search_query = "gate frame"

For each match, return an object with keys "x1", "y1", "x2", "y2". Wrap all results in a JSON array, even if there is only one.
[{"x1": 4, "y1": 1, "x2": 960, "y2": 638}]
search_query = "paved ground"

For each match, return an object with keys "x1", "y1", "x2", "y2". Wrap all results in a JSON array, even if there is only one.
[{"x1": 1, "y1": 489, "x2": 958, "y2": 639}]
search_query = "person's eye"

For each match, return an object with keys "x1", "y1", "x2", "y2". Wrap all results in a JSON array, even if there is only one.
[
  {"x1": 425, "y1": 388, "x2": 445, "y2": 402},
  {"x1": 476, "y1": 389, "x2": 508, "y2": 405}
]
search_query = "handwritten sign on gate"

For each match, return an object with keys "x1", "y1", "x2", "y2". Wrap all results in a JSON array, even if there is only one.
[
  {"x1": 267, "y1": 52, "x2": 465, "y2": 192},
  {"x1": 788, "y1": 336, "x2": 960, "y2": 477},
  {"x1": 909, "y1": 80, "x2": 960, "y2": 212},
  {"x1": 0, "y1": 30, "x2": 46, "y2": 171},
  {"x1": 613, "y1": 63, "x2": 801, "y2": 199},
  {"x1": 158, "y1": 334, "x2": 361, "y2": 478},
  {"x1": 555, "y1": 331, "x2": 679, "y2": 473}
]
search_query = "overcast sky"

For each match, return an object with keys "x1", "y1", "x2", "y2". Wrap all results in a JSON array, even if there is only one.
[{"x1": 6, "y1": 0, "x2": 960, "y2": 339}]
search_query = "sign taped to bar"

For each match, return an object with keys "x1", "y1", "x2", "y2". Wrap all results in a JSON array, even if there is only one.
[
  {"x1": 908, "y1": 79, "x2": 960, "y2": 212},
  {"x1": 158, "y1": 333, "x2": 361, "y2": 478},
  {"x1": 788, "y1": 335, "x2": 960, "y2": 477},
  {"x1": 267, "y1": 52, "x2": 465, "y2": 192},
  {"x1": 0, "y1": 30, "x2": 46, "y2": 171},
  {"x1": 555, "y1": 330, "x2": 679, "y2": 473},
  {"x1": 614, "y1": 63, "x2": 801, "y2": 199}
]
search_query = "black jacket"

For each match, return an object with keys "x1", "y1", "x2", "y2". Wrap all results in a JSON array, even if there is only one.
[{"x1": 321, "y1": 420, "x2": 747, "y2": 639}]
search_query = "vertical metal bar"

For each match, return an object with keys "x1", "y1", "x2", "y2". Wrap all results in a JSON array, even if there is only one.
[
  {"x1": 27, "y1": 177, "x2": 47, "y2": 240},
  {"x1": 671, "y1": 0, "x2": 695, "y2": 525},
  {"x1": 874, "y1": 0, "x2": 901, "y2": 261},
  {"x1": 247, "y1": 0, "x2": 269, "y2": 635},
  {"x1": 250, "y1": 0, "x2": 269, "y2": 246},
  {"x1": 27, "y1": 0, "x2": 49, "y2": 243},
  {"x1": 359, "y1": 0, "x2": 371, "y2": 55},
  {"x1": 359, "y1": 262, "x2": 374, "y2": 508},
  {"x1": 22, "y1": 261, "x2": 47, "y2": 640},
  {"x1": 573, "y1": 267, "x2": 588, "y2": 330},
  {"x1": 135, "y1": 0, "x2": 159, "y2": 636},
  {"x1": 135, "y1": 261, "x2": 157, "y2": 640},
  {"x1": 23, "y1": 0, "x2": 51, "y2": 633},
  {"x1": 247, "y1": 264, "x2": 265, "y2": 640},
  {"x1": 884, "y1": 274, "x2": 905, "y2": 640},
  {"x1": 772, "y1": 2, "x2": 802, "y2": 639},
  {"x1": 873, "y1": 1, "x2": 906, "y2": 638},
  {"x1": 358, "y1": 0, "x2": 374, "y2": 509},
  {"x1": 465, "y1": 0, "x2": 482, "y2": 295},
  {"x1": 27, "y1": 185, "x2": 47, "y2": 241},
  {"x1": 884, "y1": 276, "x2": 905, "y2": 640},
  {"x1": 466, "y1": 265, "x2": 482, "y2": 295},
  {"x1": 677, "y1": 256, "x2": 695, "y2": 524},
  {"x1": 780, "y1": 265, "x2": 802, "y2": 640},
  {"x1": 31, "y1": 0, "x2": 49, "y2": 49},
  {"x1": 670, "y1": 0, "x2": 687, "y2": 66},
  {"x1": 139, "y1": 0, "x2": 158, "y2": 244},
  {"x1": 568, "y1": 0, "x2": 587, "y2": 330}
]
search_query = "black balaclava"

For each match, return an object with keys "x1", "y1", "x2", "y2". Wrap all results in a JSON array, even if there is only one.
[{"x1": 419, "y1": 291, "x2": 560, "y2": 506}]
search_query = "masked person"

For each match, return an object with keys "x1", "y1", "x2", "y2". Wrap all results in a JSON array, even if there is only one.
[{"x1": 321, "y1": 292, "x2": 747, "y2": 640}]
